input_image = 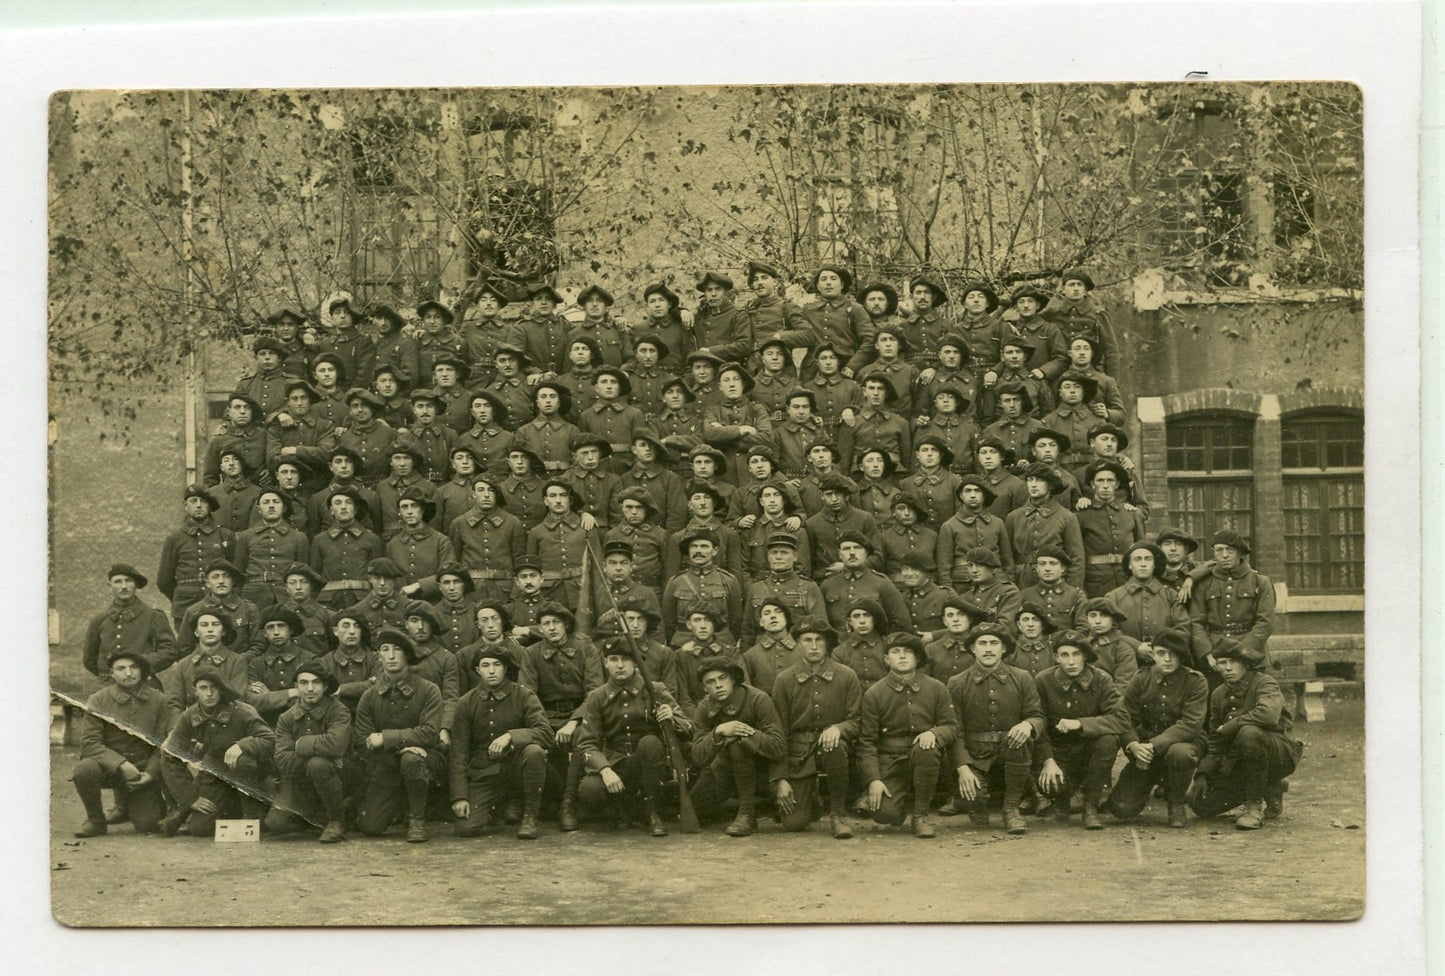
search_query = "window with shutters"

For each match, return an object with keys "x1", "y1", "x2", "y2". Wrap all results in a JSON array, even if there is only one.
[
  {"x1": 1165, "y1": 414, "x2": 1255, "y2": 542},
  {"x1": 1281, "y1": 411, "x2": 1363, "y2": 593},
  {"x1": 348, "y1": 118, "x2": 444, "y2": 304}
]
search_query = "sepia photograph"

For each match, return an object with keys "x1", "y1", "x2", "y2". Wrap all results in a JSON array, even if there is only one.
[{"x1": 47, "y1": 80, "x2": 1369, "y2": 926}]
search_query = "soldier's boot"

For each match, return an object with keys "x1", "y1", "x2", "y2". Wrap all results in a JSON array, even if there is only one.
[
  {"x1": 725, "y1": 802, "x2": 757, "y2": 837},
  {"x1": 504, "y1": 797, "x2": 522, "y2": 825},
  {"x1": 1235, "y1": 799, "x2": 1266, "y2": 830},
  {"x1": 160, "y1": 809, "x2": 188, "y2": 838},
  {"x1": 1081, "y1": 792, "x2": 1104, "y2": 830},
  {"x1": 828, "y1": 789, "x2": 853, "y2": 839},
  {"x1": 831, "y1": 815, "x2": 854, "y2": 839},
  {"x1": 516, "y1": 814, "x2": 540, "y2": 840},
  {"x1": 913, "y1": 809, "x2": 937, "y2": 839},
  {"x1": 74, "y1": 818, "x2": 107, "y2": 838},
  {"x1": 557, "y1": 798, "x2": 579, "y2": 832},
  {"x1": 318, "y1": 821, "x2": 346, "y2": 844},
  {"x1": 645, "y1": 798, "x2": 668, "y2": 838},
  {"x1": 104, "y1": 789, "x2": 130, "y2": 825},
  {"x1": 1018, "y1": 785, "x2": 1040, "y2": 816},
  {"x1": 406, "y1": 816, "x2": 428, "y2": 843},
  {"x1": 936, "y1": 795, "x2": 966, "y2": 817},
  {"x1": 1167, "y1": 803, "x2": 1188, "y2": 829},
  {"x1": 1264, "y1": 781, "x2": 1287, "y2": 820},
  {"x1": 968, "y1": 785, "x2": 991, "y2": 827},
  {"x1": 1002, "y1": 806, "x2": 1028, "y2": 834}
]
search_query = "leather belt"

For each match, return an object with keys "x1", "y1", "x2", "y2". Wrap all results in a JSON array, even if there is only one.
[
  {"x1": 321, "y1": 579, "x2": 369, "y2": 592},
  {"x1": 1087, "y1": 554, "x2": 1123, "y2": 566},
  {"x1": 542, "y1": 569, "x2": 583, "y2": 582}
]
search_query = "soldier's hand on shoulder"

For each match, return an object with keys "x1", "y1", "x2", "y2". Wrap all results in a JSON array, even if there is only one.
[{"x1": 783, "y1": 516, "x2": 802, "y2": 532}]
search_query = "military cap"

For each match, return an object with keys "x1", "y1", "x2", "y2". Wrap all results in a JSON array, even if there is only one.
[
  {"x1": 311, "y1": 352, "x2": 349, "y2": 384},
  {"x1": 1028, "y1": 427, "x2": 1072, "y2": 454},
  {"x1": 975, "y1": 437, "x2": 1017, "y2": 465},
  {"x1": 784, "y1": 387, "x2": 818, "y2": 411},
  {"x1": 202, "y1": 559, "x2": 246, "y2": 585},
  {"x1": 106, "y1": 563, "x2": 148, "y2": 589},
  {"x1": 682, "y1": 603, "x2": 726, "y2": 627},
  {"x1": 1149, "y1": 628, "x2": 1193, "y2": 668},
  {"x1": 913, "y1": 435, "x2": 955, "y2": 469},
  {"x1": 812, "y1": 264, "x2": 853, "y2": 293},
  {"x1": 963, "y1": 546, "x2": 1002, "y2": 569},
  {"x1": 467, "y1": 389, "x2": 509, "y2": 425},
  {"x1": 1034, "y1": 544, "x2": 1074, "y2": 568},
  {"x1": 576, "y1": 284, "x2": 615, "y2": 307},
  {"x1": 327, "y1": 295, "x2": 365, "y2": 321},
  {"x1": 1066, "y1": 333, "x2": 1102, "y2": 364},
  {"x1": 696, "y1": 271, "x2": 735, "y2": 292},
  {"x1": 326, "y1": 444, "x2": 364, "y2": 468},
  {"x1": 266, "y1": 308, "x2": 307, "y2": 327},
  {"x1": 910, "y1": 274, "x2": 949, "y2": 307},
  {"x1": 661, "y1": 375, "x2": 697, "y2": 402},
  {"x1": 105, "y1": 649, "x2": 154, "y2": 680},
  {"x1": 397, "y1": 483, "x2": 439, "y2": 518},
  {"x1": 408, "y1": 386, "x2": 445, "y2": 407},
  {"x1": 344, "y1": 387, "x2": 386, "y2": 412},
  {"x1": 614, "y1": 485, "x2": 660, "y2": 520},
  {"x1": 764, "y1": 532, "x2": 799, "y2": 550},
  {"x1": 283, "y1": 379, "x2": 323, "y2": 404},
  {"x1": 641, "y1": 281, "x2": 681, "y2": 308},
  {"x1": 883, "y1": 631, "x2": 929, "y2": 666},
  {"x1": 594, "y1": 366, "x2": 632, "y2": 398},
  {"x1": 432, "y1": 355, "x2": 472, "y2": 383},
  {"x1": 1210, "y1": 636, "x2": 1265, "y2": 669},
  {"x1": 1060, "y1": 268, "x2": 1095, "y2": 291},
  {"x1": 717, "y1": 361, "x2": 756, "y2": 393},
  {"x1": 471, "y1": 280, "x2": 511, "y2": 309},
  {"x1": 404, "y1": 599, "x2": 448, "y2": 636},
  {"x1": 375, "y1": 626, "x2": 420, "y2": 664},
  {"x1": 756, "y1": 334, "x2": 791, "y2": 356},
  {"x1": 1082, "y1": 458, "x2": 1132, "y2": 494},
  {"x1": 329, "y1": 610, "x2": 371, "y2": 647},
  {"x1": 532, "y1": 380, "x2": 573, "y2": 416},
  {"x1": 292, "y1": 660, "x2": 340, "y2": 696},
  {"x1": 754, "y1": 597, "x2": 793, "y2": 627},
  {"x1": 571, "y1": 433, "x2": 614, "y2": 460},
  {"x1": 998, "y1": 333, "x2": 1037, "y2": 354},
  {"x1": 817, "y1": 472, "x2": 858, "y2": 495},
  {"x1": 959, "y1": 280, "x2": 1000, "y2": 312},
  {"x1": 837, "y1": 530, "x2": 875, "y2": 555},
  {"x1": 686, "y1": 349, "x2": 726, "y2": 370},
  {"x1": 745, "y1": 259, "x2": 783, "y2": 283},
  {"x1": 631, "y1": 332, "x2": 671, "y2": 358},
  {"x1": 215, "y1": 446, "x2": 254, "y2": 476},
  {"x1": 790, "y1": 617, "x2": 837, "y2": 648},
  {"x1": 473, "y1": 599, "x2": 514, "y2": 632},
  {"x1": 940, "y1": 592, "x2": 992, "y2": 621},
  {"x1": 1008, "y1": 282, "x2": 1049, "y2": 307},
  {"x1": 806, "y1": 439, "x2": 841, "y2": 463},
  {"x1": 525, "y1": 283, "x2": 564, "y2": 304},
  {"x1": 536, "y1": 601, "x2": 576, "y2": 631},
  {"x1": 745, "y1": 444, "x2": 777, "y2": 466},
  {"x1": 225, "y1": 391, "x2": 264, "y2": 419},
  {"x1": 190, "y1": 608, "x2": 238, "y2": 645},
  {"x1": 1086, "y1": 422, "x2": 1130, "y2": 450},
  {"x1": 415, "y1": 300, "x2": 455, "y2": 325},
  {"x1": 617, "y1": 596, "x2": 663, "y2": 629},
  {"x1": 936, "y1": 333, "x2": 971, "y2": 358},
  {"x1": 597, "y1": 635, "x2": 644, "y2": 664},
  {"x1": 367, "y1": 304, "x2": 405, "y2": 330},
  {"x1": 895, "y1": 549, "x2": 936, "y2": 573},
  {"x1": 1124, "y1": 540, "x2": 1168, "y2": 580},
  {"x1": 858, "y1": 372, "x2": 901, "y2": 404},
  {"x1": 283, "y1": 562, "x2": 326, "y2": 591},
  {"x1": 541, "y1": 479, "x2": 586, "y2": 511},
  {"x1": 364, "y1": 557, "x2": 404, "y2": 579},
  {"x1": 965, "y1": 621, "x2": 1018, "y2": 655},
  {"x1": 325, "y1": 485, "x2": 370, "y2": 520},
  {"x1": 683, "y1": 480, "x2": 728, "y2": 512},
  {"x1": 856, "y1": 446, "x2": 899, "y2": 478},
  {"x1": 388, "y1": 439, "x2": 431, "y2": 470},
  {"x1": 992, "y1": 380, "x2": 1034, "y2": 414},
  {"x1": 189, "y1": 665, "x2": 241, "y2": 704},
  {"x1": 435, "y1": 562, "x2": 476, "y2": 595},
  {"x1": 567, "y1": 335, "x2": 604, "y2": 366},
  {"x1": 857, "y1": 281, "x2": 899, "y2": 316},
  {"x1": 930, "y1": 384, "x2": 973, "y2": 410},
  {"x1": 846, "y1": 597, "x2": 887, "y2": 626},
  {"x1": 252, "y1": 336, "x2": 286, "y2": 357},
  {"x1": 472, "y1": 643, "x2": 523, "y2": 678},
  {"x1": 696, "y1": 655, "x2": 747, "y2": 687},
  {"x1": 1210, "y1": 529, "x2": 1252, "y2": 556},
  {"x1": 259, "y1": 605, "x2": 305, "y2": 635},
  {"x1": 1014, "y1": 602, "x2": 1058, "y2": 635},
  {"x1": 871, "y1": 324, "x2": 911, "y2": 354},
  {"x1": 955, "y1": 474, "x2": 998, "y2": 506},
  {"x1": 492, "y1": 342, "x2": 532, "y2": 368},
  {"x1": 1054, "y1": 369, "x2": 1099, "y2": 402},
  {"x1": 1153, "y1": 526, "x2": 1200, "y2": 554},
  {"x1": 1051, "y1": 628, "x2": 1097, "y2": 663},
  {"x1": 677, "y1": 525, "x2": 720, "y2": 553},
  {"x1": 890, "y1": 491, "x2": 931, "y2": 522},
  {"x1": 512, "y1": 555, "x2": 544, "y2": 574},
  {"x1": 1022, "y1": 461, "x2": 1065, "y2": 494},
  {"x1": 1081, "y1": 597, "x2": 1127, "y2": 623},
  {"x1": 630, "y1": 430, "x2": 671, "y2": 463},
  {"x1": 603, "y1": 540, "x2": 635, "y2": 560}
]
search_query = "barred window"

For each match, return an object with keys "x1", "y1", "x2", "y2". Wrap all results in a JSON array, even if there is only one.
[
  {"x1": 1282, "y1": 412, "x2": 1363, "y2": 593},
  {"x1": 1165, "y1": 414, "x2": 1255, "y2": 541}
]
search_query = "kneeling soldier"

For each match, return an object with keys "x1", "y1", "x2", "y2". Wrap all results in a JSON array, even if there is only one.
[
  {"x1": 689, "y1": 655, "x2": 787, "y2": 837},
  {"x1": 71, "y1": 650, "x2": 171, "y2": 837},
  {"x1": 1034, "y1": 629, "x2": 1130, "y2": 829},
  {"x1": 160, "y1": 666, "x2": 275, "y2": 837},
  {"x1": 946, "y1": 622, "x2": 1044, "y2": 834},
  {"x1": 769, "y1": 618, "x2": 862, "y2": 838},
  {"x1": 574, "y1": 637, "x2": 692, "y2": 836},
  {"x1": 857, "y1": 633, "x2": 958, "y2": 838},
  {"x1": 265, "y1": 660, "x2": 352, "y2": 843},
  {"x1": 450, "y1": 646, "x2": 554, "y2": 839},
  {"x1": 354, "y1": 627, "x2": 446, "y2": 842},
  {"x1": 1107, "y1": 629, "x2": 1209, "y2": 828},
  {"x1": 1188, "y1": 637, "x2": 1302, "y2": 830}
]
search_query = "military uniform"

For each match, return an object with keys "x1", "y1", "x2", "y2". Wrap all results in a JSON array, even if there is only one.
[
  {"x1": 178, "y1": 594, "x2": 265, "y2": 658},
  {"x1": 607, "y1": 521, "x2": 670, "y2": 592},
  {"x1": 1191, "y1": 668, "x2": 1301, "y2": 820},
  {"x1": 662, "y1": 565, "x2": 744, "y2": 644},
  {"x1": 374, "y1": 330, "x2": 420, "y2": 391},
  {"x1": 574, "y1": 672, "x2": 691, "y2": 823},
  {"x1": 449, "y1": 675, "x2": 555, "y2": 835},
  {"x1": 615, "y1": 465, "x2": 688, "y2": 534},
  {"x1": 1187, "y1": 564, "x2": 1276, "y2": 661},
  {"x1": 818, "y1": 569, "x2": 912, "y2": 637},
  {"x1": 160, "y1": 695, "x2": 274, "y2": 834},
  {"x1": 385, "y1": 522, "x2": 456, "y2": 586},
  {"x1": 694, "y1": 301, "x2": 754, "y2": 364},
  {"x1": 246, "y1": 641, "x2": 314, "y2": 722},
  {"x1": 740, "y1": 634, "x2": 800, "y2": 695},
  {"x1": 803, "y1": 373, "x2": 861, "y2": 438},
  {"x1": 956, "y1": 576, "x2": 1023, "y2": 627},
  {"x1": 500, "y1": 471, "x2": 548, "y2": 529},
  {"x1": 921, "y1": 633, "x2": 974, "y2": 685},
  {"x1": 579, "y1": 400, "x2": 648, "y2": 464},
  {"x1": 416, "y1": 332, "x2": 465, "y2": 382},
  {"x1": 947, "y1": 662, "x2": 1045, "y2": 823},
  {"x1": 309, "y1": 524, "x2": 385, "y2": 607},
  {"x1": 1034, "y1": 663, "x2": 1130, "y2": 813},
  {"x1": 856, "y1": 670, "x2": 958, "y2": 827},
  {"x1": 234, "y1": 366, "x2": 292, "y2": 418},
  {"x1": 344, "y1": 590, "x2": 408, "y2": 637},
  {"x1": 265, "y1": 694, "x2": 353, "y2": 836},
  {"x1": 880, "y1": 523, "x2": 938, "y2": 582},
  {"x1": 838, "y1": 407, "x2": 911, "y2": 473},
  {"x1": 769, "y1": 658, "x2": 862, "y2": 831},
  {"x1": 743, "y1": 572, "x2": 825, "y2": 647},
  {"x1": 513, "y1": 313, "x2": 571, "y2": 376},
  {"x1": 83, "y1": 601, "x2": 178, "y2": 678},
  {"x1": 741, "y1": 518, "x2": 813, "y2": 583},
  {"x1": 622, "y1": 362, "x2": 675, "y2": 418},
  {"x1": 899, "y1": 579, "x2": 955, "y2": 638},
  {"x1": 71, "y1": 681, "x2": 171, "y2": 834},
  {"x1": 318, "y1": 330, "x2": 378, "y2": 389},
  {"x1": 1005, "y1": 500, "x2": 1086, "y2": 589},
  {"x1": 1077, "y1": 502, "x2": 1147, "y2": 596},
  {"x1": 689, "y1": 683, "x2": 787, "y2": 828},
  {"x1": 1108, "y1": 664, "x2": 1210, "y2": 819},
  {"x1": 353, "y1": 672, "x2": 446, "y2": 837},
  {"x1": 375, "y1": 472, "x2": 438, "y2": 540},
  {"x1": 802, "y1": 297, "x2": 873, "y2": 373},
  {"x1": 204, "y1": 424, "x2": 269, "y2": 488},
  {"x1": 1017, "y1": 580, "x2": 1086, "y2": 634},
  {"x1": 213, "y1": 477, "x2": 264, "y2": 535},
  {"x1": 408, "y1": 420, "x2": 457, "y2": 483},
  {"x1": 526, "y1": 512, "x2": 601, "y2": 606},
  {"x1": 980, "y1": 467, "x2": 1029, "y2": 519},
  {"x1": 308, "y1": 481, "x2": 382, "y2": 536},
  {"x1": 935, "y1": 511, "x2": 1012, "y2": 587},
  {"x1": 834, "y1": 632, "x2": 890, "y2": 686},
  {"x1": 235, "y1": 520, "x2": 310, "y2": 607},
  {"x1": 805, "y1": 506, "x2": 881, "y2": 579},
  {"x1": 164, "y1": 647, "x2": 251, "y2": 713},
  {"x1": 433, "y1": 596, "x2": 481, "y2": 658},
  {"x1": 1106, "y1": 577, "x2": 1191, "y2": 644},
  {"x1": 276, "y1": 595, "x2": 334, "y2": 657}
]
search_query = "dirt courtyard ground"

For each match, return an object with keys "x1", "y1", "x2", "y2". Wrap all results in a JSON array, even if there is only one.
[{"x1": 50, "y1": 699, "x2": 1364, "y2": 927}]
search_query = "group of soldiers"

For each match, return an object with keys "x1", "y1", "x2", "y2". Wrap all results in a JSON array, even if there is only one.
[{"x1": 71, "y1": 264, "x2": 1302, "y2": 843}]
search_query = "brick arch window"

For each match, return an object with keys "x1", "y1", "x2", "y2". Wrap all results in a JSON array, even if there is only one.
[
  {"x1": 1281, "y1": 409, "x2": 1363, "y2": 593},
  {"x1": 1164, "y1": 412, "x2": 1255, "y2": 541}
]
